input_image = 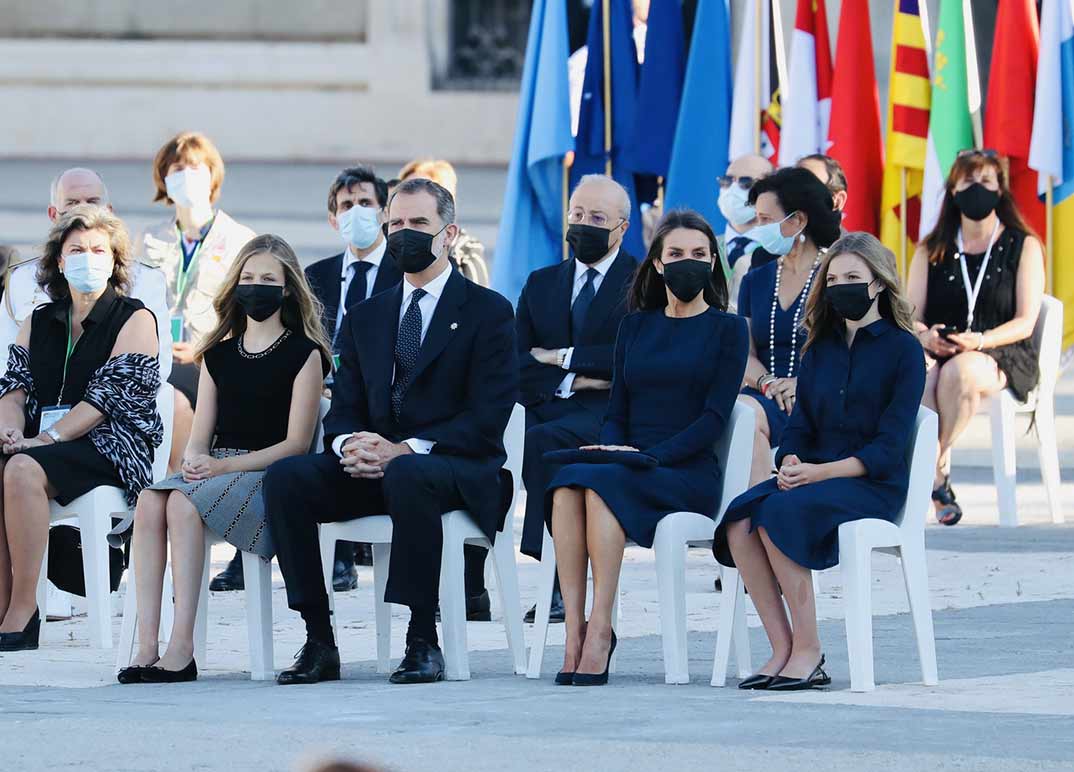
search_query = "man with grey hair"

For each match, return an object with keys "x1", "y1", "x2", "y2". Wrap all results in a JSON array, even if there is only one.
[
  {"x1": 264, "y1": 177, "x2": 518, "y2": 686},
  {"x1": 515, "y1": 173, "x2": 639, "y2": 623},
  {"x1": 0, "y1": 167, "x2": 172, "y2": 380}
]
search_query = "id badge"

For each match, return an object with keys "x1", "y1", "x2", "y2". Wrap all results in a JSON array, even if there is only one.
[
  {"x1": 171, "y1": 316, "x2": 185, "y2": 344},
  {"x1": 40, "y1": 405, "x2": 72, "y2": 432}
]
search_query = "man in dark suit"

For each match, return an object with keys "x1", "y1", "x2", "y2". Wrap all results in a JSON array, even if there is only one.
[
  {"x1": 516, "y1": 174, "x2": 638, "y2": 622},
  {"x1": 303, "y1": 164, "x2": 402, "y2": 591},
  {"x1": 264, "y1": 178, "x2": 518, "y2": 685}
]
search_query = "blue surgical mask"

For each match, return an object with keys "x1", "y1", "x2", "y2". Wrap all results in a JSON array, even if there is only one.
[
  {"x1": 717, "y1": 184, "x2": 755, "y2": 227},
  {"x1": 63, "y1": 251, "x2": 113, "y2": 293},
  {"x1": 338, "y1": 205, "x2": 381, "y2": 250},
  {"x1": 743, "y1": 212, "x2": 803, "y2": 256}
]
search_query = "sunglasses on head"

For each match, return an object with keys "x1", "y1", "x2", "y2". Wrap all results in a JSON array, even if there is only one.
[
  {"x1": 956, "y1": 148, "x2": 999, "y2": 160},
  {"x1": 717, "y1": 175, "x2": 756, "y2": 191}
]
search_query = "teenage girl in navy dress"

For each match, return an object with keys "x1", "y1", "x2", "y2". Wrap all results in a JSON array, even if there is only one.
[{"x1": 716, "y1": 232, "x2": 926, "y2": 691}]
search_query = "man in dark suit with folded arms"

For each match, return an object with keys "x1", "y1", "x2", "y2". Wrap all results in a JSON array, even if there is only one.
[
  {"x1": 516, "y1": 174, "x2": 638, "y2": 622},
  {"x1": 264, "y1": 178, "x2": 518, "y2": 685}
]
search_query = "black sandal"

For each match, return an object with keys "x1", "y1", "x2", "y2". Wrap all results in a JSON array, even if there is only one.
[{"x1": 932, "y1": 476, "x2": 963, "y2": 526}]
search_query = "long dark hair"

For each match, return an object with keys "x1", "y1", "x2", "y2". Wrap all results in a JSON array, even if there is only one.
[
  {"x1": 748, "y1": 167, "x2": 842, "y2": 249},
  {"x1": 629, "y1": 209, "x2": 728, "y2": 312},
  {"x1": 922, "y1": 150, "x2": 1037, "y2": 264}
]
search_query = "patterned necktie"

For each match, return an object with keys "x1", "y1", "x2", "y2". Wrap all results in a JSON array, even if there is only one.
[
  {"x1": 726, "y1": 236, "x2": 750, "y2": 267},
  {"x1": 344, "y1": 260, "x2": 374, "y2": 314},
  {"x1": 391, "y1": 288, "x2": 427, "y2": 420},
  {"x1": 571, "y1": 268, "x2": 598, "y2": 343}
]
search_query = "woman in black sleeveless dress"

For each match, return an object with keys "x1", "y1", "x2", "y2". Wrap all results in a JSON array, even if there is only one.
[
  {"x1": 908, "y1": 150, "x2": 1045, "y2": 525},
  {"x1": 0, "y1": 206, "x2": 162, "y2": 651}
]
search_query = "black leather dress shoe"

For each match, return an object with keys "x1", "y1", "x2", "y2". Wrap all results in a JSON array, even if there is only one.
[
  {"x1": 524, "y1": 587, "x2": 566, "y2": 624},
  {"x1": 277, "y1": 638, "x2": 341, "y2": 685},
  {"x1": 0, "y1": 608, "x2": 41, "y2": 652},
  {"x1": 353, "y1": 542, "x2": 374, "y2": 566},
  {"x1": 209, "y1": 550, "x2": 245, "y2": 592},
  {"x1": 142, "y1": 659, "x2": 198, "y2": 683},
  {"x1": 435, "y1": 590, "x2": 492, "y2": 623},
  {"x1": 389, "y1": 638, "x2": 445, "y2": 684},
  {"x1": 768, "y1": 655, "x2": 832, "y2": 691},
  {"x1": 738, "y1": 673, "x2": 775, "y2": 690},
  {"x1": 332, "y1": 559, "x2": 358, "y2": 592}
]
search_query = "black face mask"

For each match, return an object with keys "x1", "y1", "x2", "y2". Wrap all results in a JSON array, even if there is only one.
[
  {"x1": 566, "y1": 223, "x2": 616, "y2": 265},
  {"x1": 661, "y1": 259, "x2": 712, "y2": 302},
  {"x1": 826, "y1": 282, "x2": 876, "y2": 322},
  {"x1": 388, "y1": 227, "x2": 444, "y2": 273},
  {"x1": 235, "y1": 284, "x2": 284, "y2": 322},
  {"x1": 953, "y1": 183, "x2": 1000, "y2": 221}
]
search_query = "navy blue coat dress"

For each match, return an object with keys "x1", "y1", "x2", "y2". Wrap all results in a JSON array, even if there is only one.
[
  {"x1": 715, "y1": 319, "x2": 926, "y2": 571},
  {"x1": 737, "y1": 260, "x2": 813, "y2": 445},
  {"x1": 546, "y1": 308, "x2": 749, "y2": 547}
]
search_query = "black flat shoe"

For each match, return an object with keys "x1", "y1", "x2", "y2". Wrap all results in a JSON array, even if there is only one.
[
  {"x1": 932, "y1": 476, "x2": 963, "y2": 526},
  {"x1": 573, "y1": 630, "x2": 617, "y2": 687},
  {"x1": 738, "y1": 673, "x2": 776, "y2": 690},
  {"x1": 117, "y1": 659, "x2": 159, "y2": 685},
  {"x1": 0, "y1": 608, "x2": 41, "y2": 652},
  {"x1": 554, "y1": 670, "x2": 575, "y2": 685},
  {"x1": 768, "y1": 655, "x2": 831, "y2": 691},
  {"x1": 277, "y1": 638, "x2": 341, "y2": 685},
  {"x1": 524, "y1": 587, "x2": 566, "y2": 624},
  {"x1": 141, "y1": 659, "x2": 198, "y2": 683},
  {"x1": 332, "y1": 559, "x2": 358, "y2": 592},
  {"x1": 209, "y1": 550, "x2": 245, "y2": 592},
  {"x1": 389, "y1": 638, "x2": 445, "y2": 684}
]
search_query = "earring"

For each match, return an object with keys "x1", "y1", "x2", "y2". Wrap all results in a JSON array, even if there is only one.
[{"x1": 799, "y1": 233, "x2": 806, "y2": 243}]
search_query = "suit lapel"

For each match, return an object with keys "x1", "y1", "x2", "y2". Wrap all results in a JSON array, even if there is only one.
[
  {"x1": 556, "y1": 258, "x2": 575, "y2": 343},
  {"x1": 373, "y1": 251, "x2": 401, "y2": 294},
  {"x1": 580, "y1": 252, "x2": 633, "y2": 340},
  {"x1": 408, "y1": 270, "x2": 466, "y2": 384},
  {"x1": 322, "y1": 253, "x2": 344, "y2": 337},
  {"x1": 364, "y1": 285, "x2": 401, "y2": 408}
]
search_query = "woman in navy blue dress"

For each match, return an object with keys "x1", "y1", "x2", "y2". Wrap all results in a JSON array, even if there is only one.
[
  {"x1": 716, "y1": 232, "x2": 926, "y2": 691},
  {"x1": 546, "y1": 210, "x2": 748, "y2": 686},
  {"x1": 737, "y1": 168, "x2": 841, "y2": 488}
]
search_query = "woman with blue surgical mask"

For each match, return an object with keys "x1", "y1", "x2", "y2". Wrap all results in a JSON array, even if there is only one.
[{"x1": 734, "y1": 168, "x2": 842, "y2": 490}]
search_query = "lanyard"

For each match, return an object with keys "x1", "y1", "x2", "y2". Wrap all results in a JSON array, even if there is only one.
[
  {"x1": 955, "y1": 219, "x2": 1000, "y2": 330},
  {"x1": 175, "y1": 224, "x2": 206, "y2": 298},
  {"x1": 57, "y1": 309, "x2": 77, "y2": 405}
]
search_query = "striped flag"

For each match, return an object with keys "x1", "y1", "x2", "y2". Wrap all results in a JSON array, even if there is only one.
[
  {"x1": 778, "y1": 0, "x2": 834, "y2": 166},
  {"x1": 729, "y1": 0, "x2": 783, "y2": 163},
  {"x1": 880, "y1": 0, "x2": 931, "y2": 269}
]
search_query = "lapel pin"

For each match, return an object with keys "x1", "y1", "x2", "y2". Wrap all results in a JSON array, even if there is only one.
[{"x1": 450, "y1": 322, "x2": 458, "y2": 330}]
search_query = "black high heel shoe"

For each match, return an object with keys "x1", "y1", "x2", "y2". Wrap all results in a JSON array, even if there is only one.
[
  {"x1": 768, "y1": 655, "x2": 831, "y2": 691},
  {"x1": 0, "y1": 608, "x2": 41, "y2": 652},
  {"x1": 554, "y1": 670, "x2": 575, "y2": 686},
  {"x1": 573, "y1": 630, "x2": 617, "y2": 687},
  {"x1": 141, "y1": 659, "x2": 198, "y2": 683}
]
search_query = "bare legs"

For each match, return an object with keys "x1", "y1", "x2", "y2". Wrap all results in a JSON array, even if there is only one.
[
  {"x1": 758, "y1": 527, "x2": 820, "y2": 678},
  {"x1": 131, "y1": 490, "x2": 168, "y2": 666},
  {"x1": 0, "y1": 454, "x2": 56, "y2": 632},
  {"x1": 549, "y1": 487, "x2": 625, "y2": 676},
  {"x1": 725, "y1": 519, "x2": 790, "y2": 676}
]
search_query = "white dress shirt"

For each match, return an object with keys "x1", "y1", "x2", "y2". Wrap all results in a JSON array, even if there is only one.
[
  {"x1": 556, "y1": 249, "x2": 618, "y2": 398},
  {"x1": 332, "y1": 263, "x2": 453, "y2": 458},
  {"x1": 335, "y1": 238, "x2": 386, "y2": 334}
]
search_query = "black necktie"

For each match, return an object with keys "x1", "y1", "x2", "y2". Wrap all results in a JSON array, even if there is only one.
[
  {"x1": 391, "y1": 288, "x2": 426, "y2": 420},
  {"x1": 571, "y1": 268, "x2": 598, "y2": 343},
  {"x1": 344, "y1": 260, "x2": 374, "y2": 314},
  {"x1": 727, "y1": 236, "x2": 750, "y2": 267}
]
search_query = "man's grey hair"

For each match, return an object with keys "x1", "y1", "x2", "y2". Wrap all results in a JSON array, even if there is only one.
[
  {"x1": 49, "y1": 168, "x2": 109, "y2": 208},
  {"x1": 574, "y1": 174, "x2": 631, "y2": 221},
  {"x1": 389, "y1": 177, "x2": 456, "y2": 225}
]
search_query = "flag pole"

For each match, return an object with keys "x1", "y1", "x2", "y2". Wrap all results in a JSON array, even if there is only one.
[
  {"x1": 1046, "y1": 176, "x2": 1055, "y2": 295},
  {"x1": 562, "y1": 156, "x2": 571, "y2": 262},
  {"x1": 602, "y1": 0, "x2": 613, "y2": 176},
  {"x1": 753, "y1": 0, "x2": 763, "y2": 154},
  {"x1": 899, "y1": 167, "x2": 908, "y2": 279}
]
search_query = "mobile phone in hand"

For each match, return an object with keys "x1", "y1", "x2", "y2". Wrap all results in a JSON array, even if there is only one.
[{"x1": 938, "y1": 325, "x2": 960, "y2": 340}]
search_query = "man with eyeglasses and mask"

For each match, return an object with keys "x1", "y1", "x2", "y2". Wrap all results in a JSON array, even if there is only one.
[
  {"x1": 514, "y1": 174, "x2": 639, "y2": 623},
  {"x1": 720, "y1": 154, "x2": 774, "y2": 313}
]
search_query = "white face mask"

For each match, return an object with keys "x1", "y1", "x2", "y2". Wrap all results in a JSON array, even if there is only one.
[
  {"x1": 337, "y1": 205, "x2": 381, "y2": 250},
  {"x1": 165, "y1": 165, "x2": 212, "y2": 210},
  {"x1": 717, "y1": 185, "x2": 756, "y2": 227},
  {"x1": 63, "y1": 251, "x2": 114, "y2": 293}
]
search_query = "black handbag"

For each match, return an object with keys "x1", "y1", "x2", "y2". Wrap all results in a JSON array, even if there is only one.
[{"x1": 46, "y1": 524, "x2": 125, "y2": 597}]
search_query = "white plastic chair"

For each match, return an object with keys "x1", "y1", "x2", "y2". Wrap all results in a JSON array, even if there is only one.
[
  {"x1": 35, "y1": 384, "x2": 174, "y2": 649},
  {"x1": 318, "y1": 403, "x2": 527, "y2": 681},
  {"x1": 527, "y1": 401, "x2": 756, "y2": 684},
  {"x1": 712, "y1": 405, "x2": 940, "y2": 692},
  {"x1": 978, "y1": 294, "x2": 1064, "y2": 526}
]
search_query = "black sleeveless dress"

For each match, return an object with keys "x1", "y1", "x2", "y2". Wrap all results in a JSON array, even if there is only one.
[
  {"x1": 17, "y1": 287, "x2": 146, "y2": 504},
  {"x1": 923, "y1": 227, "x2": 1039, "y2": 401}
]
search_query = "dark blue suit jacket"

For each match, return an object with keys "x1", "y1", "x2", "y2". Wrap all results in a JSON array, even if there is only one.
[
  {"x1": 515, "y1": 251, "x2": 638, "y2": 407},
  {"x1": 324, "y1": 268, "x2": 519, "y2": 539},
  {"x1": 305, "y1": 248, "x2": 403, "y2": 342}
]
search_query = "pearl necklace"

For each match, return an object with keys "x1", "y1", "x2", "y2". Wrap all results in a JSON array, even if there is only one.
[{"x1": 769, "y1": 252, "x2": 822, "y2": 378}]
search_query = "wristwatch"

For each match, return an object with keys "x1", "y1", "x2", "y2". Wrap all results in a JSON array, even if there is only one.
[{"x1": 45, "y1": 427, "x2": 63, "y2": 444}]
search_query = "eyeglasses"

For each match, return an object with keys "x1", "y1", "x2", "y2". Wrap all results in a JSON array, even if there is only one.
[
  {"x1": 717, "y1": 175, "x2": 756, "y2": 191},
  {"x1": 567, "y1": 210, "x2": 622, "y2": 228},
  {"x1": 956, "y1": 148, "x2": 999, "y2": 160}
]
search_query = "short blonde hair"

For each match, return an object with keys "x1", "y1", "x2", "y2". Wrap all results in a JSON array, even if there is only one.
[
  {"x1": 152, "y1": 131, "x2": 225, "y2": 205},
  {"x1": 37, "y1": 205, "x2": 133, "y2": 300},
  {"x1": 398, "y1": 158, "x2": 458, "y2": 198}
]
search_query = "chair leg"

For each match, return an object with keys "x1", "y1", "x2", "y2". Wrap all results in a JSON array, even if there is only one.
[
  {"x1": 989, "y1": 394, "x2": 1019, "y2": 527},
  {"x1": 116, "y1": 555, "x2": 139, "y2": 672},
  {"x1": 372, "y1": 542, "x2": 392, "y2": 673},
  {"x1": 439, "y1": 525, "x2": 470, "y2": 681},
  {"x1": 609, "y1": 569, "x2": 621, "y2": 675},
  {"x1": 1034, "y1": 403, "x2": 1065, "y2": 525},
  {"x1": 318, "y1": 530, "x2": 340, "y2": 645},
  {"x1": 79, "y1": 511, "x2": 113, "y2": 649},
  {"x1": 899, "y1": 538, "x2": 939, "y2": 686},
  {"x1": 193, "y1": 541, "x2": 212, "y2": 666},
  {"x1": 490, "y1": 534, "x2": 527, "y2": 675},
  {"x1": 840, "y1": 536, "x2": 876, "y2": 692},
  {"x1": 525, "y1": 529, "x2": 557, "y2": 679},
  {"x1": 241, "y1": 552, "x2": 274, "y2": 681},
  {"x1": 35, "y1": 533, "x2": 50, "y2": 645},
  {"x1": 711, "y1": 565, "x2": 739, "y2": 686},
  {"x1": 654, "y1": 532, "x2": 689, "y2": 684},
  {"x1": 731, "y1": 574, "x2": 752, "y2": 679}
]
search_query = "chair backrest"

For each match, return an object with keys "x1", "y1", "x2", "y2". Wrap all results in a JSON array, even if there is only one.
[
  {"x1": 1033, "y1": 295, "x2": 1063, "y2": 401},
  {"x1": 894, "y1": 405, "x2": 939, "y2": 539},
  {"x1": 311, "y1": 397, "x2": 331, "y2": 453},
  {"x1": 500, "y1": 403, "x2": 525, "y2": 530},
  {"x1": 714, "y1": 401, "x2": 756, "y2": 520},
  {"x1": 152, "y1": 383, "x2": 175, "y2": 483}
]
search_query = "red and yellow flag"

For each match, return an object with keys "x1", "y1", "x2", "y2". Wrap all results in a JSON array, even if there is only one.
[{"x1": 880, "y1": 0, "x2": 931, "y2": 273}]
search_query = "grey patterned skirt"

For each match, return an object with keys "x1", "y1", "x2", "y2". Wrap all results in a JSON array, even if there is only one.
[{"x1": 148, "y1": 448, "x2": 274, "y2": 559}]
